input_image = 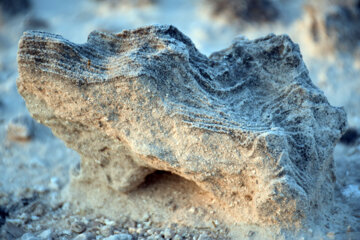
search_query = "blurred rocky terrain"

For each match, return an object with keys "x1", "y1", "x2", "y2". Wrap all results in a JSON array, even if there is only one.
[{"x1": 0, "y1": 0, "x2": 359, "y2": 239}]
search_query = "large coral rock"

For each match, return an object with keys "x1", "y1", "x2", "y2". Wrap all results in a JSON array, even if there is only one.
[{"x1": 17, "y1": 25, "x2": 346, "y2": 225}]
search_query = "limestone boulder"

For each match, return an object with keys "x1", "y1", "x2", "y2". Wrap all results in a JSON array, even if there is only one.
[{"x1": 17, "y1": 25, "x2": 346, "y2": 225}]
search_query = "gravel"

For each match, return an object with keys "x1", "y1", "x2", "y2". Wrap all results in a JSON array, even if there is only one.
[{"x1": 0, "y1": 189, "x2": 226, "y2": 240}]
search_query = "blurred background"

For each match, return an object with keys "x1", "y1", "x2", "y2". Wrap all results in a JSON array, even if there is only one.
[{"x1": 0, "y1": 0, "x2": 359, "y2": 233}]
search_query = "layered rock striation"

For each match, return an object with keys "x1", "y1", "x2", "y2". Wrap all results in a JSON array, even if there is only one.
[{"x1": 17, "y1": 25, "x2": 346, "y2": 225}]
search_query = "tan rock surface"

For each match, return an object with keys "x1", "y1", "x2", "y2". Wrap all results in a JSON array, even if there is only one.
[{"x1": 17, "y1": 25, "x2": 346, "y2": 227}]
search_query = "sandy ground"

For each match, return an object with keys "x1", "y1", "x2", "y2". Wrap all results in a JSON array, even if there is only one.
[{"x1": 0, "y1": 0, "x2": 359, "y2": 239}]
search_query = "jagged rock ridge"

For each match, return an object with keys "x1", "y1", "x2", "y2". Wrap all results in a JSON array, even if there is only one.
[{"x1": 17, "y1": 25, "x2": 346, "y2": 225}]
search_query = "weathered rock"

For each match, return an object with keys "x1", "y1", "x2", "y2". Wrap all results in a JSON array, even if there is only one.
[
  {"x1": 73, "y1": 232, "x2": 96, "y2": 240},
  {"x1": 20, "y1": 233, "x2": 40, "y2": 240},
  {"x1": 7, "y1": 114, "x2": 35, "y2": 141},
  {"x1": 37, "y1": 228, "x2": 53, "y2": 239},
  {"x1": 71, "y1": 221, "x2": 87, "y2": 234},
  {"x1": 3, "y1": 222, "x2": 25, "y2": 239},
  {"x1": 17, "y1": 25, "x2": 346, "y2": 225},
  {"x1": 104, "y1": 233, "x2": 134, "y2": 240}
]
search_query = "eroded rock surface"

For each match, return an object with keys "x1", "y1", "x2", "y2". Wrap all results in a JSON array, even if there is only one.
[{"x1": 17, "y1": 25, "x2": 346, "y2": 225}]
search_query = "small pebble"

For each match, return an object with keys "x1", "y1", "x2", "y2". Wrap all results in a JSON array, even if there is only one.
[
  {"x1": 34, "y1": 185, "x2": 47, "y2": 193},
  {"x1": 6, "y1": 218, "x2": 23, "y2": 225},
  {"x1": 103, "y1": 233, "x2": 134, "y2": 240},
  {"x1": 128, "y1": 227, "x2": 136, "y2": 234},
  {"x1": 33, "y1": 203, "x2": 46, "y2": 217},
  {"x1": 7, "y1": 115, "x2": 35, "y2": 141},
  {"x1": 104, "y1": 219, "x2": 116, "y2": 226},
  {"x1": 188, "y1": 207, "x2": 196, "y2": 214},
  {"x1": 153, "y1": 235, "x2": 163, "y2": 240},
  {"x1": 198, "y1": 233, "x2": 211, "y2": 240},
  {"x1": 19, "y1": 212, "x2": 29, "y2": 220},
  {"x1": 5, "y1": 222, "x2": 25, "y2": 238},
  {"x1": 49, "y1": 177, "x2": 61, "y2": 190},
  {"x1": 143, "y1": 221, "x2": 152, "y2": 228},
  {"x1": 71, "y1": 221, "x2": 87, "y2": 233},
  {"x1": 35, "y1": 225, "x2": 41, "y2": 231},
  {"x1": 73, "y1": 232, "x2": 96, "y2": 240},
  {"x1": 21, "y1": 233, "x2": 40, "y2": 240},
  {"x1": 38, "y1": 229, "x2": 53, "y2": 239},
  {"x1": 62, "y1": 230, "x2": 72, "y2": 236},
  {"x1": 173, "y1": 234, "x2": 182, "y2": 240},
  {"x1": 100, "y1": 225, "x2": 113, "y2": 237},
  {"x1": 327, "y1": 232, "x2": 335, "y2": 239},
  {"x1": 163, "y1": 228, "x2": 173, "y2": 239},
  {"x1": 81, "y1": 217, "x2": 89, "y2": 225},
  {"x1": 136, "y1": 227, "x2": 145, "y2": 235},
  {"x1": 62, "y1": 202, "x2": 70, "y2": 211}
]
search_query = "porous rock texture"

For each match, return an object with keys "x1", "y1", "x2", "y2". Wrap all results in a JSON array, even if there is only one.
[{"x1": 17, "y1": 25, "x2": 346, "y2": 226}]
